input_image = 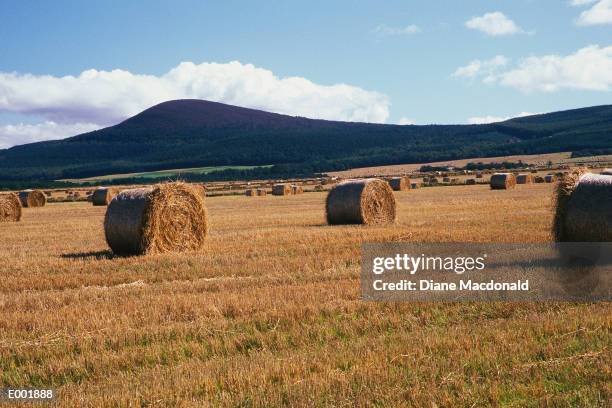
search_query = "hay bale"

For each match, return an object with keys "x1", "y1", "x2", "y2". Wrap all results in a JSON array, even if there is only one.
[
  {"x1": 245, "y1": 189, "x2": 256, "y2": 197},
  {"x1": 291, "y1": 185, "x2": 304, "y2": 194},
  {"x1": 516, "y1": 174, "x2": 533, "y2": 184},
  {"x1": 0, "y1": 193, "x2": 22, "y2": 222},
  {"x1": 18, "y1": 189, "x2": 46, "y2": 207},
  {"x1": 256, "y1": 188, "x2": 267, "y2": 196},
  {"x1": 465, "y1": 179, "x2": 476, "y2": 185},
  {"x1": 601, "y1": 169, "x2": 612, "y2": 176},
  {"x1": 92, "y1": 187, "x2": 118, "y2": 206},
  {"x1": 545, "y1": 174, "x2": 556, "y2": 183},
  {"x1": 534, "y1": 176, "x2": 545, "y2": 183},
  {"x1": 553, "y1": 170, "x2": 611, "y2": 241},
  {"x1": 272, "y1": 184, "x2": 291, "y2": 196},
  {"x1": 326, "y1": 178, "x2": 396, "y2": 225},
  {"x1": 388, "y1": 177, "x2": 410, "y2": 191},
  {"x1": 104, "y1": 182, "x2": 208, "y2": 255},
  {"x1": 490, "y1": 173, "x2": 516, "y2": 190}
]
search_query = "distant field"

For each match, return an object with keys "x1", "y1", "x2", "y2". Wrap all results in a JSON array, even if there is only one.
[
  {"x1": 1, "y1": 184, "x2": 610, "y2": 406},
  {"x1": 61, "y1": 165, "x2": 271, "y2": 182},
  {"x1": 329, "y1": 152, "x2": 612, "y2": 178}
]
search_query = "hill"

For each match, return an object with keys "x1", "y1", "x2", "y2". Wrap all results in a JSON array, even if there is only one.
[{"x1": 1, "y1": 99, "x2": 611, "y2": 183}]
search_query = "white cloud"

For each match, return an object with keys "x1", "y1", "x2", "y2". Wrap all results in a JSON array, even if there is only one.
[
  {"x1": 453, "y1": 45, "x2": 612, "y2": 92},
  {"x1": 575, "y1": 0, "x2": 612, "y2": 25},
  {"x1": 373, "y1": 24, "x2": 421, "y2": 36},
  {"x1": 452, "y1": 55, "x2": 509, "y2": 79},
  {"x1": 0, "y1": 121, "x2": 100, "y2": 149},
  {"x1": 467, "y1": 112, "x2": 537, "y2": 124},
  {"x1": 397, "y1": 117, "x2": 416, "y2": 125},
  {"x1": 465, "y1": 12, "x2": 524, "y2": 36},
  {"x1": 0, "y1": 61, "x2": 390, "y2": 148},
  {"x1": 570, "y1": 0, "x2": 597, "y2": 6}
]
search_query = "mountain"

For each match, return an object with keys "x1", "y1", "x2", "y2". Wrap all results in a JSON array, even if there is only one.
[{"x1": 1, "y1": 99, "x2": 611, "y2": 182}]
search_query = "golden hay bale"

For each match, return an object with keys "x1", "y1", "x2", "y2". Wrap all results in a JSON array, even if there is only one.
[
  {"x1": 18, "y1": 189, "x2": 47, "y2": 207},
  {"x1": 534, "y1": 176, "x2": 545, "y2": 183},
  {"x1": 256, "y1": 188, "x2": 267, "y2": 196},
  {"x1": 291, "y1": 185, "x2": 304, "y2": 194},
  {"x1": 92, "y1": 187, "x2": 118, "y2": 206},
  {"x1": 516, "y1": 174, "x2": 533, "y2": 184},
  {"x1": 490, "y1": 173, "x2": 516, "y2": 190},
  {"x1": 326, "y1": 178, "x2": 396, "y2": 225},
  {"x1": 545, "y1": 174, "x2": 556, "y2": 183},
  {"x1": 0, "y1": 193, "x2": 22, "y2": 222},
  {"x1": 553, "y1": 169, "x2": 611, "y2": 241},
  {"x1": 245, "y1": 189, "x2": 256, "y2": 197},
  {"x1": 104, "y1": 182, "x2": 208, "y2": 255},
  {"x1": 465, "y1": 179, "x2": 476, "y2": 185},
  {"x1": 388, "y1": 177, "x2": 410, "y2": 191},
  {"x1": 601, "y1": 168, "x2": 612, "y2": 176},
  {"x1": 272, "y1": 183, "x2": 291, "y2": 196}
]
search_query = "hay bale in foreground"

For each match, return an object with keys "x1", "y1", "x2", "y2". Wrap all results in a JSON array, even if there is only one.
[
  {"x1": 256, "y1": 188, "x2": 267, "y2": 196},
  {"x1": 465, "y1": 179, "x2": 476, "y2": 185},
  {"x1": 516, "y1": 174, "x2": 533, "y2": 184},
  {"x1": 104, "y1": 182, "x2": 208, "y2": 255},
  {"x1": 0, "y1": 193, "x2": 22, "y2": 222},
  {"x1": 18, "y1": 189, "x2": 46, "y2": 207},
  {"x1": 326, "y1": 178, "x2": 396, "y2": 225},
  {"x1": 272, "y1": 184, "x2": 291, "y2": 196},
  {"x1": 490, "y1": 173, "x2": 516, "y2": 190},
  {"x1": 553, "y1": 170, "x2": 611, "y2": 241},
  {"x1": 388, "y1": 177, "x2": 410, "y2": 191},
  {"x1": 545, "y1": 174, "x2": 556, "y2": 183},
  {"x1": 291, "y1": 185, "x2": 304, "y2": 194},
  {"x1": 92, "y1": 187, "x2": 118, "y2": 206}
]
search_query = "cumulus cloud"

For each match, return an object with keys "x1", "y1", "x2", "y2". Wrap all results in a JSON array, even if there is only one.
[
  {"x1": 397, "y1": 117, "x2": 416, "y2": 125},
  {"x1": 0, "y1": 121, "x2": 100, "y2": 149},
  {"x1": 453, "y1": 45, "x2": 612, "y2": 92},
  {"x1": 452, "y1": 55, "x2": 509, "y2": 80},
  {"x1": 574, "y1": 0, "x2": 612, "y2": 25},
  {"x1": 467, "y1": 112, "x2": 537, "y2": 124},
  {"x1": 0, "y1": 61, "x2": 390, "y2": 148},
  {"x1": 465, "y1": 12, "x2": 524, "y2": 36},
  {"x1": 373, "y1": 24, "x2": 421, "y2": 36}
]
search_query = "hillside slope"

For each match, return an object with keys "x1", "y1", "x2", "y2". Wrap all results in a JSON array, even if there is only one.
[{"x1": 0, "y1": 99, "x2": 611, "y2": 181}]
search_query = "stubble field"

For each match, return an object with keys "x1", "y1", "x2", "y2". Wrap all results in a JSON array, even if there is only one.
[{"x1": 1, "y1": 184, "x2": 610, "y2": 407}]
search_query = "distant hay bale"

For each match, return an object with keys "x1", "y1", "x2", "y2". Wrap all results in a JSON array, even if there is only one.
[
  {"x1": 0, "y1": 193, "x2": 22, "y2": 222},
  {"x1": 534, "y1": 176, "x2": 545, "y2": 183},
  {"x1": 516, "y1": 174, "x2": 533, "y2": 184},
  {"x1": 256, "y1": 188, "x2": 267, "y2": 196},
  {"x1": 291, "y1": 185, "x2": 304, "y2": 194},
  {"x1": 245, "y1": 189, "x2": 256, "y2": 197},
  {"x1": 429, "y1": 177, "x2": 439, "y2": 184},
  {"x1": 545, "y1": 174, "x2": 556, "y2": 183},
  {"x1": 272, "y1": 183, "x2": 291, "y2": 196},
  {"x1": 18, "y1": 189, "x2": 46, "y2": 207},
  {"x1": 92, "y1": 187, "x2": 118, "y2": 206},
  {"x1": 490, "y1": 173, "x2": 516, "y2": 190},
  {"x1": 553, "y1": 169, "x2": 611, "y2": 241},
  {"x1": 104, "y1": 182, "x2": 208, "y2": 255},
  {"x1": 326, "y1": 178, "x2": 396, "y2": 225},
  {"x1": 388, "y1": 177, "x2": 410, "y2": 191},
  {"x1": 465, "y1": 179, "x2": 476, "y2": 185},
  {"x1": 601, "y1": 169, "x2": 612, "y2": 176}
]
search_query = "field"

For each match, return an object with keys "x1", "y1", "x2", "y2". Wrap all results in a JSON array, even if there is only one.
[
  {"x1": 60, "y1": 165, "x2": 270, "y2": 183},
  {"x1": 1, "y1": 184, "x2": 610, "y2": 406}
]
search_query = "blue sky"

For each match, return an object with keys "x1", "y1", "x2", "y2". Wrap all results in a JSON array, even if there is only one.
[{"x1": 0, "y1": 0, "x2": 611, "y2": 147}]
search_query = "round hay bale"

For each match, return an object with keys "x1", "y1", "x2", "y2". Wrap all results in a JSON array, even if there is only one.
[
  {"x1": 18, "y1": 189, "x2": 46, "y2": 207},
  {"x1": 92, "y1": 187, "x2": 118, "y2": 206},
  {"x1": 465, "y1": 179, "x2": 476, "y2": 185},
  {"x1": 272, "y1": 184, "x2": 291, "y2": 196},
  {"x1": 516, "y1": 174, "x2": 533, "y2": 184},
  {"x1": 388, "y1": 177, "x2": 410, "y2": 191},
  {"x1": 245, "y1": 189, "x2": 256, "y2": 197},
  {"x1": 104, "y1": 182, "x2": 208, "y2": 255},
  {"x1": 256, "y1": 188, "x2": 267, "y2": 196},
  {"x1": 490, "y1": 173, "x2": 516, "y2": 190},
  {"x1": 553, "y1": 170, "x2": 611, "y2": 242},
  {"x1": 326, "y1": 178, "x2": 396, "y2": 225},
  {"x1": 0, "y1": 193, "x2": 22, "y2": 222}
]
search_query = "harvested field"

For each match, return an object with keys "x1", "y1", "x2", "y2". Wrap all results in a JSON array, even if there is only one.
[{"x1": 0, "y1": 184, "x2": 610, "y2": 407}]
